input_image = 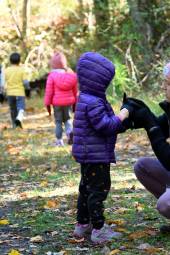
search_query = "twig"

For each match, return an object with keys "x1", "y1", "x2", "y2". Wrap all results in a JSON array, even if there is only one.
[
  {"x1": 24, "y1": 46, "x2": 39, "y2": 64},
  {"x1": 154, "y1": 27, "x2": 170, "y2": 52},
  {"x1": 125, "y1": 43, "x2": 139, "y2": 83},
  {"x1": 7, "y1": 1, "x2": 22, "y2": 38}
]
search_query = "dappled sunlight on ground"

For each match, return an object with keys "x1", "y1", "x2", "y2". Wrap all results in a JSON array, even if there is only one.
[
  {"x1": 0, "y1": 185, "x2": 78, "y2": 203},
  {"x1": 0, "y1": 99, "x2": 168, "y2": 255}
]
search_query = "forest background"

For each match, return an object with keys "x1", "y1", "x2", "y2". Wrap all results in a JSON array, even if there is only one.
[
  {"x1": 0, "y1": 0, "x2": 170, "y2": 101},
  {"x1": 1, "y1": 1, "x2": 170, "y2": 254}
]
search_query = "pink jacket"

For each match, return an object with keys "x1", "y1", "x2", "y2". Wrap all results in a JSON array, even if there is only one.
[{"x1": 44, "y1": 70, "x2": 78, "y2": 106}]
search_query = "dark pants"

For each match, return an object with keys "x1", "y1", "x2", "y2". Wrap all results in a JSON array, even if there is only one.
[
  {"x1": 134, "y1": 157, "x2": 170, "y2": 219},
  {"x1": 8, "y1": 96, "x2": 25, "y2": 127},
  {"x1": 77, "y1": 163, "x2": 111, "y2": 229}
]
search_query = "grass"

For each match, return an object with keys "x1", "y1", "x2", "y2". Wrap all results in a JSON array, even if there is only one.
[{"x1": 0, "y1": 96, "x2": 170, "y2": 254}]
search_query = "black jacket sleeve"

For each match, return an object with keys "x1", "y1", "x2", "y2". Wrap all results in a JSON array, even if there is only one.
[
  {"x1": 156, "y1": 113, "x2": 169, "y2": 139},
  {"x1": 148, "y1": 126, "x2": 170, "y2": 172}
]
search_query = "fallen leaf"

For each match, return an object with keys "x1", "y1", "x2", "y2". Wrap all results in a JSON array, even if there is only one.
[
  {"x1": 109, "y1": 249, "x2": 120, "y2": 255},
  {"x1": 55, "y1": 251, "x2": 67, "y2": 255},
  {"x1": 40, "y1": 180, "x2": 48, "y2": 187},
  {"x1": 114, "y1": 208, "x2": 128, "y2": 214},
  {"x1": 129, "y1": 231, "x2": 148, "y2": 240},
  {"x1": 47, "y1": 251, "x2": 67, "y2": 255},
  {"x1": 65, "y1": 209, "x2": 76, "y2": 215},
  {"x1": 68, "y1": 237, "x2": 85, "y2": 243},
  {"x1": 0, "y1": 219, "x2": 9, "y2": 225},
  {"x1": 115, "y1": 227, "x2": 129, "y2": 233},
  {"x1": 51, "y1": 231, "x2": 58, "y2": 236},
  {"x1": 30, "y1": 235, "x2": 43, "y2": 243},
  {"x1": 130, "y1": 184, "x2": 136, "y2": 190},
  {"x1": 44, "y1": 200, "x2": 59, "y2": 209},
  {"x1": 145, "y1": 228, "x2": 157, "y2": 236},
  {"x1": 107, "y1": 219, "x2": 126, "y2": 226},
  {"x1": 145, "y1": 247, "x2": 163, "y2": 254},
  {"x1": 8, "y1": 250, "x2": 21, "y2": 255},
  {"x1": 20, "y1": 192, "x2": 28, "y2": 199},
  {"x1": 137, "y1": 243, "x2": 163, "y2": 254},
  {"x1": 134, "y1": 202, "x2": 144, "y2": 212}
]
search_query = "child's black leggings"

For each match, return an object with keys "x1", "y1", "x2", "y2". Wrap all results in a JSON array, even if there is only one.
[{"x1": 77, "y1": 163, "x2": 111, "y2": 229}]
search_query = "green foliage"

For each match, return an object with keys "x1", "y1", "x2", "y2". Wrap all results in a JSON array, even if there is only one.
[
  {"x1": 0, "y1": 0, "x2": 170, "y2": 86},
  {"x1": 106, "y1": 57, "x2": 139, "y2": 101},
  {"x1": 113, "y1": 60, "x2": 134, "y2": 96}
]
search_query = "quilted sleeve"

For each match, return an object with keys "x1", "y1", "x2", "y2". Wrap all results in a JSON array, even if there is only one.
[
  {"x1": 87, "y1": 99, "x2": 122, "y2": 136},
  {"x1": 44, "y1": 74, "x2": 54, "y2": 106}
]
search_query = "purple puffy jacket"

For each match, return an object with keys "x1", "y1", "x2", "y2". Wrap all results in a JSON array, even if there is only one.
[{"x1": 72, "y1": 52, "x2": 123, "y2": 163}]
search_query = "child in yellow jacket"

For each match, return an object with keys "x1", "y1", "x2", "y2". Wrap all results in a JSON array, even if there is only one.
[{"x1": 5, "y1": 52, "x2": 30, "y2": 128}]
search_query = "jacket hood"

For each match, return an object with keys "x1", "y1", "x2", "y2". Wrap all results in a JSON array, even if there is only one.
[
  {"x1": 49, "y1": 71, "x2": 76, "y2": 91},
  {"x1": 50, "y1": 52, "x2": 67, "y2": 69},
  {"x1": 76, "y1": 52, "x2": 115, "y2": 97}
]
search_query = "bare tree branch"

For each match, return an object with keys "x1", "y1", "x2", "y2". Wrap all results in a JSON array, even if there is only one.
[
  {"x1": 154, "y1": 27, "x2": 170, "y2": 52},
  {"x1": 125, "y1": 43, "x2": 139, "y2": 83},
  {"x1": 7, "y1": 1, "x2": 22, "y2": 38}
]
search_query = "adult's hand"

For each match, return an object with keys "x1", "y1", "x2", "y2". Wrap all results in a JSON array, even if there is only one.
[
  {"x1": 121, "y1": 118, "x2": 134, "y2": 131},
  {"x1": 123, "y1": 93, "x2": 150, "y2": 110},
  {"x1": 121, "y1": 93, "x2": 145, "y2": 129},
  {"x1": 121, "y1": 93, "x2": 155, "y2": 129},
  {"x1": 133, "y1": 107, "x2": 157, "y2": 131}
]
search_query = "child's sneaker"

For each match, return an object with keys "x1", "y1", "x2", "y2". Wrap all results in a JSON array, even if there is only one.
[
  {"x1": 15, "y1": 109, "x2": 24, "y2": 128},
  {"x1": 91, "y1": 224, "x2": 122, "y2": 244},
  {"x1": 56, "y1": 139, "x2": 64, "y2": 147},
  {"x1": 15, "y1": 119, "x2": 22, "y2": 128},
  {"x1": 73, "y1": 223, "x2": 92, "y2": 238}
]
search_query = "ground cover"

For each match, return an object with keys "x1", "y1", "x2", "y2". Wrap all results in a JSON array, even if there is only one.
[{"x1": 0, "y1": 98, "x2": 169, "y2": 255}]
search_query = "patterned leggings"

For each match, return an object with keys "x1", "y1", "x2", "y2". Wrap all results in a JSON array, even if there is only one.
[{"x1": 77, "y1": 163, "x2": 111, "y2": 229}]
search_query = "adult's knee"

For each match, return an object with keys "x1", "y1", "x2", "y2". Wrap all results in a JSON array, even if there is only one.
[
  {"x1": 134, "y1": 157, "x2": 147, "y2": 179},
  {"x1": 157, "y1": 197, "x2": 170, "y2": 219}
]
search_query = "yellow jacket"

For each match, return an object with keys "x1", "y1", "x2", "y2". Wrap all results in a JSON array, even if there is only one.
[{"x1": 5, "y1": 65, "x2": 28, "y2": 96}]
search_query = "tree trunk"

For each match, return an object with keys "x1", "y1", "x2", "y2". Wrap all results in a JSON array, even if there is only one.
[
  {"x1": 22, "y1": 0, "x2": 29, "y2": 38},
  {"x1": 127, "y1": 0, "x2": 170, "y2": 85},
  {"x1": 93, "y1": 0, "x2": 110, "y2": 49},
  {"x1": 22, "y1": 0, "x2": 30, "y2": 59},
  {"x1": 78, "y1": 0, "x2": 94, "y2": 36},
  {"x1": 127, "y1": 0, "x2": 153, "y2": 70}
]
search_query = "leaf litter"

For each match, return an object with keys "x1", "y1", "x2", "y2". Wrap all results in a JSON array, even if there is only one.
[{"x1": 0, "y1": 102, "x2": 168, "y2": 254}]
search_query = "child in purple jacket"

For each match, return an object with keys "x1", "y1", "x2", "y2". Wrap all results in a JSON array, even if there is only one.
[{"x1": 72, "y1": 52, "x2": 130, "y2": 244}]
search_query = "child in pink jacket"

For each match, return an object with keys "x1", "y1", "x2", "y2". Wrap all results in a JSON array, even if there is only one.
[{"x1": 44, "y1": 52, "x2": 77, "y2": 146}]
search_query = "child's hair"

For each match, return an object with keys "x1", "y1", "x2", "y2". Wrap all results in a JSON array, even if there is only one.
[
  {"x1": 50, "y1": 52, "x2": 67, "y2": 69},
  {"x1": 10, "y1": 52, "x2": 21, "y2": 65}
]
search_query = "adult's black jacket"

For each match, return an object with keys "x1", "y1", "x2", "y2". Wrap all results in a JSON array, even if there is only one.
[{"x1": 148, "y1": 101, "x2": 170, "y2": 173}]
